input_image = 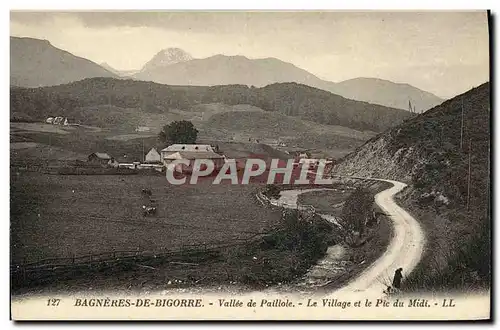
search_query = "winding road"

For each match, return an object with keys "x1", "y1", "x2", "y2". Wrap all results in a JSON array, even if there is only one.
[{"x1": 274, "y1": 178, "x2": 425, "y2": 294}]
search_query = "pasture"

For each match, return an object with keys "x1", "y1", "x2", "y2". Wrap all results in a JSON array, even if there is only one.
[
  {"x1": 10, "y1": 172, "x2": 282, "y2": 265},
  {"x1": 298, "y1": 189, "x2": 350, "y2": 216}
]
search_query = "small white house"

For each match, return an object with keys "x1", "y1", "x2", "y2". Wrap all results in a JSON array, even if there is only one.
[
  {"x1": 298, "y1": 152, "x2": 310, "y2": 159},
  {"x1": 145, "y1": 147, "x2": 161, "y2": 163},
  {"x1": 135, "y1": 126, "x2": 151, "y2": 132},
  {"x1": 53, "y1": 117, "x2": 64, "y2": 125}
]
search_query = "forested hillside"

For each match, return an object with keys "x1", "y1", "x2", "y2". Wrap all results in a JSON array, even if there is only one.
[{"x1": 11, "y1": 78, "x2": 412, "y2": 133}]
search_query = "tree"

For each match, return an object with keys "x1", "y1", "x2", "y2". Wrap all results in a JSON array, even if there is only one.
[
  {"x1": 159, "y1": 120, "x2": 198, "y2": 144},
  {"x1": 341, "y1": 187, "x2": 373, "y2": 238}
]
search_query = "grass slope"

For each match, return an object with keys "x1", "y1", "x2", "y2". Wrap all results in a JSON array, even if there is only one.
[
  {"x1": 334, "y1": 82, "x2": 491, "y2": 291},
  {"x1": 10, "y1": 172, "x2": 281, "y2": 265}
]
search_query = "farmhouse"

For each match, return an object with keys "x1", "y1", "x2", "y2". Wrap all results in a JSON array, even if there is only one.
[
  {"x1": 145, "y1": 147, "x2": 161, "y2": 163},
  {"x1": 163, "y1": 151, "x2": 225, "y2": 172},
  {"x1": 88, "y1": 152, "x2": 113, "y2": 166},
  {"x1": 161, "y1": 143, "x2": 214, "y2": 155}
]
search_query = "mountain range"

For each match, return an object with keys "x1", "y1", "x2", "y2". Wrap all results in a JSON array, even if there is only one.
[
  {"x1": 133, "y1": 49, "x2": 444, "y2": 111},
  {"x1": 10, "y1": 36, "x2": 444, "y2": 111}
]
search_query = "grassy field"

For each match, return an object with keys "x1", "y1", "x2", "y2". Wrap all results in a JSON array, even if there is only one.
[
  {"x1": 298, "y1": 189, "x2": 350, "y2": 216},
  {"x1": 11, "y1": 98, "x2": 374, "y2": 160},
  {"x1": 202, "y1": 110, "x2": 374, "y2": 155},
  {"x1": 11, "y1": 208, "x2": 336, "y2": 295},
  {"x1": 11, "y1": 122, "x2": 73, "y2": 135},
  {"x1": 10, "y1": 172, "x2": 282, "y2": 265}
]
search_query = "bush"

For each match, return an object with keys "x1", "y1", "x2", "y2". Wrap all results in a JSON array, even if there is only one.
[
  {"x1": 341, "y1": 187, "x2": 373, "y2": 237},
  {"x1": 263, "y1": 184, "x2": 281, "y2": 199},
  {"x1": 238, "y1": 209, "x2": 335, "y2": 286}
]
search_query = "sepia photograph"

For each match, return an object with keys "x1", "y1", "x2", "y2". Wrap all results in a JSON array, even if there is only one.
[{"x1": 9, "y1": 9, "x2": 491, "y2": 321}]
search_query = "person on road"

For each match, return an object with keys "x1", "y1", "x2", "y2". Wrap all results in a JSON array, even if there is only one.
[{"x1": 392, "y1": 268, "x2": 403, "y2": 290}]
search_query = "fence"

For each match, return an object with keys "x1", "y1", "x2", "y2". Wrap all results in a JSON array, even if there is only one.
[
  {"x1": 10, "y1": 232, "x2": 271, "y2": 287},
  {"x1": 10, "y1": 190, "x2": 284, "y2": 275},
  {"x1": 11, "y1": 188, "x2": 330, "y2": 286}
]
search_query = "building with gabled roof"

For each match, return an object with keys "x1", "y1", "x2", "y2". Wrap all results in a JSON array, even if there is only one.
[
  {"x1": 161, "y1": 144, "x2": 214, "y2": 153},
  {"x1": 88, "y1": 152, "x2": 113, "y2": 167},
  {"x1": 144, "y1": 147, "x2": 161, "y2": 163},
  {"x1": 160, "y1": 144, "x2": 217, "y2": 162},
  {"x1": 163, "y1": 150, "x2": 225, "y2": 173}
]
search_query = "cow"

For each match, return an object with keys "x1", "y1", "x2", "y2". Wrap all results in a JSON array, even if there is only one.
[{"x1": 142, "y1": 205, "x2": 157, "y2": 217}]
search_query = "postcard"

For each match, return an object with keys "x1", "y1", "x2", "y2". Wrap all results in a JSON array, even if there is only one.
[{"x1": 10, "y1": 10, "x2": 491, "y2": 321}]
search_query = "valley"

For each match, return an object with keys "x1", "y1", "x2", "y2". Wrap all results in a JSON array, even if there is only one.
[{"x1": 9, "y1": 25, "x2": 490, "y2": 298}]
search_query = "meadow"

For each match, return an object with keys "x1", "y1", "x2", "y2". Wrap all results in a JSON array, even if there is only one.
[{"x1": 11, "y1": 172, "x2": 281, "y2": 265}]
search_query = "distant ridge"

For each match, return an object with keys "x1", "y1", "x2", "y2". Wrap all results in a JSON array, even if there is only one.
[
  {"x1": 10, "y1": 36, "x2": 117, "y2": 87},
  {"x1": 100, "y1": 62, "x2": 140, "y2": 77},
  {"x1": 135, "y1": 51, "x2": 443, "y2": 112},
  {"x1": 330, "y1": 77, "x2": 444, "y2": 113},
  {"x1": 10, "y1": 37, "x2": 443, "y2": 111},
  {"x1": 133, "y1": 54, "x2": 337, "y2": 93}
]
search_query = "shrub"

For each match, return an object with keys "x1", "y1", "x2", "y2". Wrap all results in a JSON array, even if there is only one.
[{"x1": 263, "y1": 184, "x2": 281, "y2": 199}]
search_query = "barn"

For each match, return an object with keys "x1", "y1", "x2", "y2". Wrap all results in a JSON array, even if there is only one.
[{"x1": 88, "y1": 152, "x2": 113, "y2": 166}]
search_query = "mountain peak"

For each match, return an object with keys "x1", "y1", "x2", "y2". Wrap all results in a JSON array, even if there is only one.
[
  {"x1": 141, "y1": 48, "x2": 193, "y2": 71},
  {"x1": 11, "y1": 36, "x2": 117, "y2": 87},
  {"x1": 100, "y1": 62, "x2": 114, "y2": 69}
]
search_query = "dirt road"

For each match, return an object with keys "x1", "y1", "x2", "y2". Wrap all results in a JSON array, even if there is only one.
[
  {"x1": 336, "y1": 178, "x2": 425, "y2": 293},
  {"x1": 274, "y1": 178, "x2": 425, "y2": 294}
]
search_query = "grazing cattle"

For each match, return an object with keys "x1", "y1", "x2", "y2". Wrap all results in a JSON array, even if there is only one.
[{"x1": 142, "y1": 205, "x2": 157, "y2": 217}]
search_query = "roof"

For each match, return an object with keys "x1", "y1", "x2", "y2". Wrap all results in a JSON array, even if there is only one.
[
  {"x1": 146, "y1": 147, "x2": 160, "y2": 155},
  {"x1": 90, "y1": 152, "x2": 112, "y2": 160},
  {"x1": 299, "y1": 158, "x2": 324, "y2": 164},
  {"x1": 161, "y1": 144, "x2": 214, "y2": 152},
  {"x1": 164, "y1": 151, "x2": 224, "y2": 160}
]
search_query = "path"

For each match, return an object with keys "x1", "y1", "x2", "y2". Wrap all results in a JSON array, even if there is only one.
[{"x1": 273, "y1": 178, "x2": 425, "y2": 294}]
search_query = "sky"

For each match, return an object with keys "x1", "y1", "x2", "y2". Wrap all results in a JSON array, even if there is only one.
[{"x1": 10, "y1": 11, "x2": 490, "y2": 98}]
